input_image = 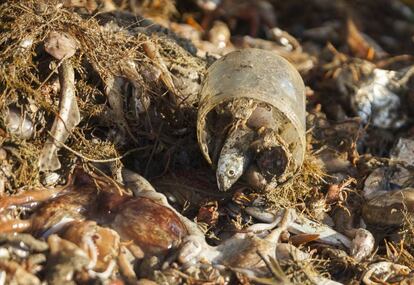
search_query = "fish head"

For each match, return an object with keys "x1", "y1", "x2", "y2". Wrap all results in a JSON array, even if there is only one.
[{"x1": 216, "y1": 152, "x2": 246, "y2": 191}]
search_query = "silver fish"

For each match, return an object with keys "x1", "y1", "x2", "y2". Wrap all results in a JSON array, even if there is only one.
[{"x1": 216, "y1": 126, "x2": 255, "y2": 191}]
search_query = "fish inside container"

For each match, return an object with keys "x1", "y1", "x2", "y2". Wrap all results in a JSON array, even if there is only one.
[{"x1": 196, "y1": 48, "x2": 306, "y2": 189}]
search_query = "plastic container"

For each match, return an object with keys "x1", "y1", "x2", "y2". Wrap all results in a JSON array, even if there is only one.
[{"x1": 197, "y1": 48, "x2": 306, "y2": 176}]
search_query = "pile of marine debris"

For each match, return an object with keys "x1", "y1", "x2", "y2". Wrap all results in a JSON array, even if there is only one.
[{"x1": 1, "y1": 0, "x2": 414, "y2": 284}]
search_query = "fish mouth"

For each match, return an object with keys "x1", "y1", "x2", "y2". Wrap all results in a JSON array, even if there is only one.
[{"x1": 216, "y1": 172, "x2": 231, "y2": 192}]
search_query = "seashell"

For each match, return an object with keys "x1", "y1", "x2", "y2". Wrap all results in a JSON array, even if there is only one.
[{"x1": 111, "y1": 197, "x2": 188, "y2": 256}]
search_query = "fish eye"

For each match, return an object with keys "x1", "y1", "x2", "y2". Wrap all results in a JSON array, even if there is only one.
[{"x1": 227, "y1": 169, "x2": 236, "y2": 178}]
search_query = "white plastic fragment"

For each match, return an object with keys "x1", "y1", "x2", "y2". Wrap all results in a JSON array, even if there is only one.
[
  {"x1": 352, "y1": 68, "x2": 406, "y2": 129},
  {"x1": 4, "y1": 108, "x2": 34, "y2": 140},
  {"x1": 246, "y1": 205, "x2": 352, "y2": 249},
  {"x1": 39, "y1": 60, "x2": 80, "y2": 171},
  {"x1": 44, "y1": 31, "x2": 77, "y2": 60},
  {"x1": 288, "y1": 216, "x2": 352, "y2": 249}
]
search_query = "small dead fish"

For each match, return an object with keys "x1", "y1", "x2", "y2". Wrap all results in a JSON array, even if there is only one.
[{"x1": 216, "y1": 126, "x2": 255, "y2": 191}]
